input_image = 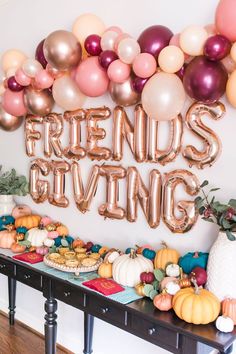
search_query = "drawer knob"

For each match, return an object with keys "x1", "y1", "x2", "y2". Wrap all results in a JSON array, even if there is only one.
[
  {"x1": 23, "y1": 274, "x2": 31, "y2": 280},
  {"x1": 0, "y1": 264, "x2": 6, "y2": 270},
  {"x1": 101, "y1": 307, "x2": 109, "y2": 314},
  {"x1": 148, "y1": 327, "x2": 156, "y2": 335},
  {"x1": 64, "y1": 291, "x2": 71, "y2": 297}
]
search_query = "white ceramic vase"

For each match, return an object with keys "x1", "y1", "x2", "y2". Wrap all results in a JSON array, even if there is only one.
[
  {"x1": 0, "y1": 195, "x2": 16, "y2": 216},
  {"x1": 206, "y1": 231, "x2": 236, "y2": 301}
]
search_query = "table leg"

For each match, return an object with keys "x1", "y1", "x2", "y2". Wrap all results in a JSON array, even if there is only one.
[
  {"x1": 181, "y1": 336, "x2": 213, "y2": 354},
  {"x1": 8, "y1": 277, "x2": 16, "y2": 326},
  {"x1": 83, "y1": 313, "x2": 94, "y2": 354},
  {"x1": 220, "y1": 344, "x2": 234, "y2": 354},
  {"x1": 44, "y1": 297, "x2": 57, "y2": 354}
]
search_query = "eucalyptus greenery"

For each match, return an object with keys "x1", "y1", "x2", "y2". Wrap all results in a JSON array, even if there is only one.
[
  {"x1": 0, "y1": 166, "x2": 29, "y2": 196},
  {"x1": 195, "y1": 180, "x2": 236, "y2": 241}
]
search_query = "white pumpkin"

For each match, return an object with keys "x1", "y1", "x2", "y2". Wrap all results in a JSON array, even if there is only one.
[
  {"x1": 106, "y1": 251, "x2": 120, "y2": 264},
  {"x1": 43, "y1": 238, "x2": 55, "y2": 247},
  {"x1": 165, "y1": 281, "x2": 181, "y2": 295},
  {"x1": 112, "y1": 250, "x2": 153, "y2": 287},
  {"x1": 216, "y1": 316, "x2": 234, "y2": 333},
  {"x1": 166, "y1": 263, "x2": 180, "y2": 277},
  {"x1": 27, "y1": 227, "x2": 48, "y2": 247}
]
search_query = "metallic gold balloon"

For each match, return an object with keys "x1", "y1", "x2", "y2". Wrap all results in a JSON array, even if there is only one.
[
  {"x1": 0, "y1": 105, "x2": 23, "y2": 131},
  {"x1": 162, "y1": 169, "x2": 200, "y2": 233},
  {"x1": 43, "y1": 30, "x2": 82, "y2": 70},
  {"x1": 182, "y1": 101, "x2": 225, "y2": 169},
  {"x1": 44, "y1": 113, "x2": 63, "y2": 158},
  {"x1": 71, "y1": 162, "x2": 100, "y2": 213},
  {"x1": 48, "y1": 160, "x2": 70, "y2": 208},
  {"x1": 86, "y1": 107, "x2": 112, "y2": 160},
  {"x1": 24, "y1": 87, "x2": 54, "y2": 116},
  {"x1": 30, "y1": 158, "x2": 51, "y2": 203},
  {"x1": 25, "y1": 115, "x2": 43, "y2": 156},
  {"x1": 98, "y1": 165, "x2": 126, "y2": 220},
  {"x1": 109, "y1": 77, "x2": 140, "y2": 107},
  {"x1": 126, "y1": 166, "x2": 162, "y2": 228},
  {"x1": 64, "y1": 109, "x2": 86, "y2": 160}
]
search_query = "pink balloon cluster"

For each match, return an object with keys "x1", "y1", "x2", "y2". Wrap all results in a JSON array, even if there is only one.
[{"x1": 1, "y1": 0, "x2": 236, "y2": 131}]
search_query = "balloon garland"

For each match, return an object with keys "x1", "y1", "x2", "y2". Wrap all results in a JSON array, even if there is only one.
[{"x1": 0, "y1": 0, "x2": 236, "y2": 132}]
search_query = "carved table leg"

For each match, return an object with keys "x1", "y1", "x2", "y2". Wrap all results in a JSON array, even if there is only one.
[
  {"x1": 44, "y1": 297, "x2": 57, "y2": 354},
  {"x1": 181, "y1": 336, "x2": 213, "y2": 354},
  {"x1": 83, "y1": 313, "x2": 94, "y2": 354},
  {"x1": 8, "y1": 277, "x2": 16, "y2": 326}
]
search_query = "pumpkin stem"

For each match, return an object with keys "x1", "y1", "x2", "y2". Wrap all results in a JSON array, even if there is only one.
[
  {"x1": 191, "y1": 277, "x2": 200, "y2": 295},
  {"x1": 179, "y1": 267, "x2": 183, "y2": 280},
  {"x1": 130, "y1": 249, "x2": 137, "y2": 259},
  {"x1": 193, "y1": 252, "x2": 199, "y2": 258},
  {"x1": 161, "y1": 241, "x2": 168, "y2": 249}
]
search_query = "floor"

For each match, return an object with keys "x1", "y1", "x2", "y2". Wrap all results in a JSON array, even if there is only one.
[{"x1": 0, "y1": 311, "x2": 72, "y2": 354}]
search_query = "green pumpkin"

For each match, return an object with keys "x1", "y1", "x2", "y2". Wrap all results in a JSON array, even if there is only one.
[
  {"x1": 178, "y1": 252, "x2": 208, "y2": 274},
  {"x1": 142, "y1": 248, "x2": 156, "y2": 260},
  {"x1": 91, "y1": 244, "x2": 102, "y2": 253},
  {"x1": 16, "y1": 226, "x2": 28, "y2": 234}
]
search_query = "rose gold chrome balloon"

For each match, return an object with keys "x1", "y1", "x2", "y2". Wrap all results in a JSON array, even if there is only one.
[
  {"x1": 0, "y1": 105, "x2": 23, "y2": 131},
  {"x1": 24, "y1": 87, "x2": 54, "y2": 116}
]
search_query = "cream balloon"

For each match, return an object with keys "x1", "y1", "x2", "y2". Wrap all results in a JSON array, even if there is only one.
[
  {"x1": 226, "y1": 70, "x2": 236, "y2": 107},
  {"x1": 24, "y1": 87, "x2": 54, "y2": 116},
  {"x1": 117, "y1": 37, "x2": 141, "y2": 64},
  {"x1": 142, "y1": 72, "x2": 186, "y2": 121},
  {"x1": 6, "y1": 67, "x2": 17, "y2": 78},
  {"x1": 180, "y1": 25, "x2": 208, "y2": 56},
  {"x1": 0, "y1": 105, "x2": 23, "y2": 131},
  {"x1": 52, "y1": 76, "x2": 86, "y2": 110},
  {"x1": 1, "y1": 49, "x2": 27, "y2": 73},
  {"x1": 22, "y1": 59, "x2": 43, "y2": 78},
  {"x1": 72, "y1": 13, "x2": 105, "y2": 45},
  {"x1": 158, "y1": 45, "x2": 185, "y2": 73},
  {"x1": 230, "y1": 42, "x2": 236, "y2": 63},
  {"x1": 101, "y1": 30, "x2": 119, "y2": 51}
]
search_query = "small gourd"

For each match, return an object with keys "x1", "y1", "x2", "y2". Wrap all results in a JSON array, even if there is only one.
[
  {"x1": 154, "y1": 242, "x2": 180, "y2": 270},
  {"x1": 135, "y1": 283, "x2": 146, "y2": 297},
  {"x1": 36, "y1": 246, "x2": 49, "y2": 255},
  {"x1": 98, "y1": 246, "x2": 109, "y2": 256},
  {"x1": 142, "y1": 248, "x2": 156, "y2": 260},
  {"x1": 72, "y1": 238, "x2": 85, "y2": 249},
  {"x1": 15, "y1": 215, "x2": 41, "y2": 229},
  {"x1": 166, "y1": 264, "x2": 180, "y2": 277},
  {"x1": 98, "y1": 262, "x2": 113, "y2": 278},
  {"x1": 140, "y1": 272, "x2": 155, "y2": 284},
  {"x1": 26, "y1": 226, "x2": 48, "y2": 247},
  {"x1": 91, "y1": 244, "x2": 102, "y2": 253},
  {"x1": 40, "y1": 216, "x2": 53, "y2": 227},
  {"x1": 222, "y1": 298, "x2": 236, "y2": 325},
  {"x1": 43, "y1": 238, "x2": 55, "y2": 247},
  {"x1": 0, "y1": 230, "x2": 16, "y2": 249},
  {"x1": 47, "y1": 231, "x2": 59, "y2": 239},
  {"x1": 153, "y1": 292, "x2": 173, "y2": 311},
  {"x1": 56, "y1": 225, "x2": 69, "y2": 236},
  {"x1": 165, "y1": 281, "x2": 181, "y2": 295},
  {"x1": 11, "y1": 243, "x2": 26, "y2": 253},
  {"x1": 178, "y1": 252, "x2": 208, "y2": 274},
  {"x1": 104, "y1": 250, "x2": 120, "y2": 264},
  {"x1": 160, "y1": 276, "x2": 177, "y2": 290},
  {"x1": 12, "y1": 205, "x2": 31, "y2": 219},
  {"x1": 216, "y1": 316, "x2": 234, "y2": 333}
]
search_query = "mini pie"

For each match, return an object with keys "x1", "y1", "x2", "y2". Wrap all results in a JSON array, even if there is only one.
[
  {"x1": 58, "y1": 247, "x2": 70, "y2": 256},
  {"x1": 76, "y1": 253, "x2": 87, "y2": 260},
  {"x1": 74, "y1": 247, "x2": 87, "y2": 254},
  {"x1": 64, "y1": 251, "x2": 76, "y2": 260},
  {"x1": 89, "y1": 253, "x2": 100, "y2": 260},
  {"x1": 54, "y1": 257, "x2": 66, "y2": 265},
  {"x1": 65, "y1": 259, "x2": 79, "y2": 267},
  {"x1": 49, "y1": 253, "x2": 61, "y2": 261},
  {"x1": 81, "y1": 257, "x2": 97, "y2": 267}
]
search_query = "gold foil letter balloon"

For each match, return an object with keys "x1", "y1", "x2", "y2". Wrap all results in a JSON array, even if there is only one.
[
  {"x1": 43, "y1": 113, "x2": 63, "y2": 158},
  {"x1": 48, "y1": 160, "x2": 70, "y2": 208},
  {"x1": 29, "y1": 158, "x2": 51, "y2": 203},
  {"x1": 182, "y1": 101, "x2": 225, "y2": 169},
  {"x1": 162, "y1": 169, "x2": 200, "y2": 233},
  {"x1": 25, "y1": 115, "x2": 43, "y2": 157}
]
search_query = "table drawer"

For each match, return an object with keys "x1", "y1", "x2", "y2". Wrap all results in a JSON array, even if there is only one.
[
  {"x1": 131, "y1": 315, "x2": 179, "y2": 350},
  {"x1": 16, "y1": 265, "x2": 42, "y2": 291},
  {"x1": 53, "y1": 282, "x2": 86, "y2": 309},
  {"x1": 0, "y1": 258, "x2": 15, "y2": 277},
  {"x1": 88, "y1": 297, "x2": 127, "y2": 327}
]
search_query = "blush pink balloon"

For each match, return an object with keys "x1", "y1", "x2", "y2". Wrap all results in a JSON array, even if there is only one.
[
  {"x1": 132, "y1": 53, "x2": 156, "y2": 78},
  {"x1": 107, "y1": 59, "x2": 131, "y2": 83},
  {"x1": 75, "y1": 56, "x2": 109, "y2": 97},
  {"x1": 35, "y1": 69, "x2": 54, "y2": 89},
  {"x1": 215, "y1": 0, "x2": 236, "y2": 41},
  {"x1": 106, "y1": 26, "x2": 123, "y2": 35},
  {"x1": 114, "y1": 33, "x2": 131, "y2": 52},
  {"x1": 15, "y1": 69, "x2": 31, "y2": 86},
  {"x1": 2, "y1": 89, "x2": 27, "y2": 116}
]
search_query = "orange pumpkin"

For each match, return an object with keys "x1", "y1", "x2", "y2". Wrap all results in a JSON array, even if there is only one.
[
  {"x1": 72, "y1": 238, "x2": 85, "y2": 249},
  {"x1": 11, "y1": 243, "x2": 26, "y2": 253},
  {"x1": 12, "y1": 205, "x2": 32, "y2": 219},
  {"x1": 0, "y1": 230, "x2": 16, "y2": 249},
  {"x1": 154, "y1": 242, "x2": 180, "y2": 269},
  {"x1": 153, "y1": 292, "x2": 173, "y2": 311},
  {"x1": 222, "y1": 298, "x2": 236, "y2": 325},
  {"x1": 15, "y1": 215, "x2": 41, "y2": 229},
  {"x1": 99, "y1": 246, "x2": 109, "y2": 256},
  {"x1": 56, "y1": 225, "x2": 69, "y2": 236},
  {"x1": 98, "y1": 262, "x2": 113, "y2": 278}
]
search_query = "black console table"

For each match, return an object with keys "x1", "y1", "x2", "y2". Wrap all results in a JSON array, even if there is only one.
[{"x1": 0, "y1": 252, "x2": 235, "y2": 354}]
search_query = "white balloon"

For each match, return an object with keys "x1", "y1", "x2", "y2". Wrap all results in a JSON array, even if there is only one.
[{"x1": 117, "y1": 38, "x2": 141, "y2": 64}]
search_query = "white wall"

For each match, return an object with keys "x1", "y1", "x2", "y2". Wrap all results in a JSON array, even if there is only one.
[{"x1": 0, "y1": 0, "x2": 235, "y2": 353}]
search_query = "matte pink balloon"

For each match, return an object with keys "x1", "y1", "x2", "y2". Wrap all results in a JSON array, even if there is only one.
[
  {"x1": 2, "y1": 89, "x2": 27, "y2": 116},
  {"x1": 215, "y1": 0, "x2": 236, "y2": 41},
  {"x1": 132, "y1": 53, "x2": 156, "y2": 78},
  {"x1": 106, "y1": 26, "x2": 122, "y2": 35},
  {"x1": 107, "y1": 59, "x2": 131, "y2": 83},
  {"x1": 75, "y1": 56, "x2": 109, "y2": 97},
  {"x1": 35, "y1": 69, "x2": 54, "y2": 89},
  {"x1": 15, "y1": 69, "x2": 31, "y2": 86}
]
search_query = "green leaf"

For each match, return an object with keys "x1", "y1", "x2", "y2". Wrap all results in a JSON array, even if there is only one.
[
  {"x1": 49, "y1": 246, "x2": 57, "y2": 253},
  {"x1": 199, "y1": 206, "x2": 205, "y2": 215},
  {"x1": 209, "y1": 188, "x2": 220, "y2": 192},
  {"x1": 144, "y1": 284, "x2": 154, "y2": 297},
  {"x1": 152, "y1": 280, "x2": 159, "y2": 291},
  {"x1": 229, "y1": 199, "x2": 236, "y2": 208},
  {"x1": 222, "y1": 219, "x2": 232, "y2": 230},
  {"x1": 194, "y1": 196, "x2": 202, "y2": 203},
  {"x1": 226, "y1": 230, "x2": 236, "y2": 241},
  {"x1": 202, "y1": 217, "x2": 214, "y2": 223},
  {"x1": 154, "y1": 269, "x2": 164, "y2": 282},
  {"x1": 200, "y1": 180, "x2": 209, "y2": 188},
  {"x1": 149, "y1": 289, "x2": 158, "y2": 300},
  {"x1": 19, "y1": 240, "x2": 31, "y2": 247}
]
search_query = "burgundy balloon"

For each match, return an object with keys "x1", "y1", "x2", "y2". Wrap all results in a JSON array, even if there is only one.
[
  {"x1": 138, "y1": 25, "x2": 173, "y2": 58},
  {"x1": 204, "y1": 34, "x2": 231, "y2": 61},
  {"x1": 7, "y1": 76, "x2": 23, "y2": 92},
  {"x1": 183, "y1": 56, "x2": 228, "y2": 104},
  {"x1": 35, "y1": 39, "x2": 48, "y2": 68},
  {"x1": 84, "y1": 34, "x2": 102, "y2": 56},
  {"x1": 98, "y1": 50, "x2": 118, "y2": 69},
  {"x1": 176, "y1": 63, "x2": 188, "y2": 81},
  {"x1": 132, "y1": 76, "x2": 148, "y2": 93}
]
